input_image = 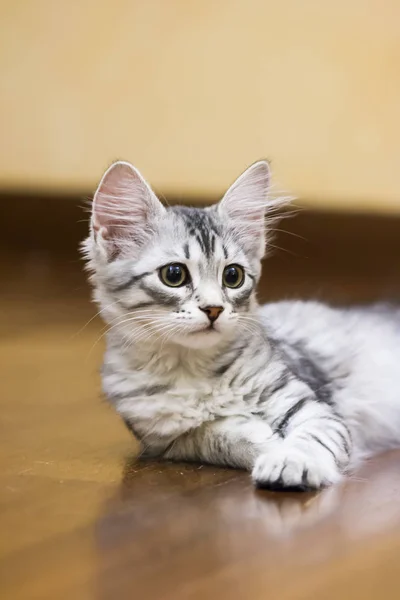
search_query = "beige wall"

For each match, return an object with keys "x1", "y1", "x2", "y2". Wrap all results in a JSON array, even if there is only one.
[{"x1": 1, "y1": 1, "x2": 400, "y2": 212}]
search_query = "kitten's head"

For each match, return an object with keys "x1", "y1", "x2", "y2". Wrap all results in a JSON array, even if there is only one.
[{"x1": 84, "y1": 160, "x2": 282, "y2": 350}]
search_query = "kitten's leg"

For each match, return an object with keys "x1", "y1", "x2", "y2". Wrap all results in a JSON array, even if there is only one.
[
  {"x1": 163, "y1": 417, "x2": 275, "y2": 470},
  {"x1": 252, "y1": 396, "x2": 352, "y2": 491}
]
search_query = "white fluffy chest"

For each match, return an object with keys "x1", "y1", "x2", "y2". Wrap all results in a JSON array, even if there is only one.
[{"x1": 105, "y1": 369, "x2": 254, "y2": 440}]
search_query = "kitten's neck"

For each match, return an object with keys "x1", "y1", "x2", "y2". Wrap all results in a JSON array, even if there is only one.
[{"x1": 108, "y1": 321, "x2": 262, "y2": 379}]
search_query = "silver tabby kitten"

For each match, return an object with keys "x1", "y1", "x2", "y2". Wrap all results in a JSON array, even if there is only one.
[{"x1": 84, "y1": 160, "x2": 400, "y2": 491}]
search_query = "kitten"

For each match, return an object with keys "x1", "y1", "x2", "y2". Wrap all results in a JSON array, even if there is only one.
[{"x1": 83, "y1": 160, "x2": 400, "y2": 491}]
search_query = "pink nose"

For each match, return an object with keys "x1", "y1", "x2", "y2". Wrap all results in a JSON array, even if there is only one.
[{"x1": 200, "y1": 306, "x2": 224, "y2": 323}]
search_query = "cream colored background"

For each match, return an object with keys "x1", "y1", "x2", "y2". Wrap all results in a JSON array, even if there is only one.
[{"x1": 1, "y1": 1, "x2": 400, "y2": 212}]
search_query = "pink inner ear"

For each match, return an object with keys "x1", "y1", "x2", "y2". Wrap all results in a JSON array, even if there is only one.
[
  {"x1": 219, "y1": 161, "x2": 270, "y2": 256},
  {"x1": 93, "y1": 189, "x2": 148, "y2": 235},
  {"x1": 91, "y1": 161, "x2": 165, "y2": 259},
  {"x1": 93, "y1": 163, "x2": 142, "y2": 230}
]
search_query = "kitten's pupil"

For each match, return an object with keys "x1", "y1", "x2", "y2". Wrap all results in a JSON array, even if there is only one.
[
  {"x1": 224, "y1": 267, "x2": 239, "y2": 286},
  {"x1": 167, "y1": 265, "x2": 183, "y2": 284}
]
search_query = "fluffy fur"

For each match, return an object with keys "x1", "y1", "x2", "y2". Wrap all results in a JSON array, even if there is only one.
[{"x1": 83, "y1": 160, "x2": 400, "y2": 491}]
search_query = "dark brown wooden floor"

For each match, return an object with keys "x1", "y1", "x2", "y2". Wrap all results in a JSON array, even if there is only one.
[{"x1": 1, "y1": 197, "x2": 400, "y2": 599}]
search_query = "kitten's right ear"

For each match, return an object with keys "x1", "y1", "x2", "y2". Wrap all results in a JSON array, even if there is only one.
[
  {"x1": 91, "y1": 161, "x2": 165, "y2": 260},
  {"x1": 218, "y1": 161, "x2": 270, "y2": 258}
]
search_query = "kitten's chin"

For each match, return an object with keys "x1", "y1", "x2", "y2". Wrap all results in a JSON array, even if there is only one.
[{"x1": 173, "y1": 329, "x2": 226, "y2": 350}]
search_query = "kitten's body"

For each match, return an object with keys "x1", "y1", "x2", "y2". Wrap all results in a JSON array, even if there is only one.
[{"x1": 85, "y1": 160, "x2": 400, "y2": 490}]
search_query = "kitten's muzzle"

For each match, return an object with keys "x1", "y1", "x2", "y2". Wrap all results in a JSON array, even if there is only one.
[{"x1": 200, "y1": 306, "x2": 224, "y2": 323}]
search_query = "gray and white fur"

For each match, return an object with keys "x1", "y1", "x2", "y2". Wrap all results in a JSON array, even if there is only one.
[{"x1": 83, "y1": 160, "x2": 400, "y2": 491}]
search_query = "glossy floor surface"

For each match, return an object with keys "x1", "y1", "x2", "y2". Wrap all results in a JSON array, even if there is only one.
[{"x1": 1, "y1": 206, "x2": 400, "y2": 599}]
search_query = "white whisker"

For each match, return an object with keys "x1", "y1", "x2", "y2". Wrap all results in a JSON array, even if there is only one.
[{"x1": 72, "y1": 300, "x2": 120, "y2": 338}]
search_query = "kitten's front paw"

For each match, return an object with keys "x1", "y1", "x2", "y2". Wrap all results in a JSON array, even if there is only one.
[{"x1": 252, "y1": 445, "x2": 342, "y2": 492}]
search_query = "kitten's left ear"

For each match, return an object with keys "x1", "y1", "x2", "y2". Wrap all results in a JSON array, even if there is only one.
[
  {"x1": 218, "y1": 161, "x2": 270, "y2": 258},
  {"x1": 91, "y1": 161, "x2": 165, "y2": 260}
]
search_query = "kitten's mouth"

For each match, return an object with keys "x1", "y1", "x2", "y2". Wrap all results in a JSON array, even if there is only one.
[{"x1": 193, "y1": 324, "x2": 218, "y2": 334}]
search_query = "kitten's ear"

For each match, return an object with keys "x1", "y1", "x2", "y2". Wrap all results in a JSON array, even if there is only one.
[
  {"x1": 218, "y1": 161, "x2": 270, "y2": 258},
  {"x1": 91, "y1": 161, "x2": 165, "y2": 260}
]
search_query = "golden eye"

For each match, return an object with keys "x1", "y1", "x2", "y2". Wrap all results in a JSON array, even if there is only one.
[
  {"x1": 223, "y1": 264, "x2": 244, "y2": 288},
  {"x1": 159, "y1": 263, "x2": 189, "y2": 287}
]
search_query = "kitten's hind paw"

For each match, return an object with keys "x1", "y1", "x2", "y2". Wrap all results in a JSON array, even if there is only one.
[{"x1": 252, "y1": 446, "x2": 342, "y2": 492}]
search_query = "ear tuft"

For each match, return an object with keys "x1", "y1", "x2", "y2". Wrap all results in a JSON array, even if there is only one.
[{"x1": 91, "y1": 161, "x2": 165, "y2": 260}]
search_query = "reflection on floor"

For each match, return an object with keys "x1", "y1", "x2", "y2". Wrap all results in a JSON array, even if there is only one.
[{"x1": 1, "y1": 200, "x2": 400, "y2": 599}]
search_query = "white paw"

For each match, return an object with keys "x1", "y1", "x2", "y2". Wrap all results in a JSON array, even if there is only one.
[{"x1": 252, "y1": 444, "x2": 342, "y2": 491}]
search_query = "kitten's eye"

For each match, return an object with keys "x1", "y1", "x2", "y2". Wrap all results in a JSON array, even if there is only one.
[
  {"x1": 223, "y1": 264, "x2": 244, "y2": 288},
  {"x1": 159, "y1": 263, "x2": 189, "y2": 287}
]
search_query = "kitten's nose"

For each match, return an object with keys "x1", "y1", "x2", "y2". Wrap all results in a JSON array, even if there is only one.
[{"x1": 200, "y1": 306, "x2": 224, "y2": 323}]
